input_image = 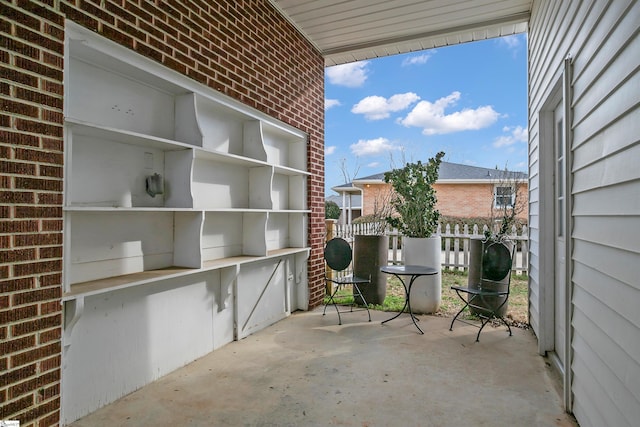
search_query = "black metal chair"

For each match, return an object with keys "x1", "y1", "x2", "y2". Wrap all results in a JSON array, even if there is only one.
[
  {"x1": 449, "y1": 240, "x2": 515, "y2": 341},
  {"x1": 323, "y1": 237, "x2": 371, "y2": 325}
]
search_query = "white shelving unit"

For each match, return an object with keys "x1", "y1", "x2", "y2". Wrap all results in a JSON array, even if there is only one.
[
  {"x1": 62, "y1": 26, "x2": 310, "y2": 300},
  {"x1": 61, "y1": 23, "x2": 310, "y2": 424}
]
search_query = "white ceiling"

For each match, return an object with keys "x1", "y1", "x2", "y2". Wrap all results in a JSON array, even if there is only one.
[{"x1": 269, "y1": 0, "x2": 531, "y2": 66}]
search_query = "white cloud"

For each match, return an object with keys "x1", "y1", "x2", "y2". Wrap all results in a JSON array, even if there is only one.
[
  {"x1": 493, "y1": 125, "x2": 528, "y2": 147},
  {"x1": 351, "y1": 92, "x2": 420, "y2": 120},
  {"x1": 497, "y1": 34, "x2": 527, "y2": 57},
  {"x1": 350, "y1": 137, "x2": 400, "y2": 156},
  {"x1": 399, "y1": 91, "x2": 500, "y2": 135},
  {"x1": 402, "y1": 53, "x2": 432, "y2": 66},
  {"x1": 326, "y1": 61, "x2": 369, "y2": 87},
  {"x1": 325, "y1": 99, "x2": 341, "y2": 111},
  {"x1": 366, "y1": 162, "x2": 380, "y2": 168},
  {"x1": 325, "y1": 145, "x2": 337, "y2": 155},
  {"x1": 499, "y1": 35, "x2": 521, "y2": 49}
]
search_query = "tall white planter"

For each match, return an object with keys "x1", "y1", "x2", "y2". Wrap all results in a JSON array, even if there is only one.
[{"x1": 403, "y1": 236, "x2": 442, "y2": 314}]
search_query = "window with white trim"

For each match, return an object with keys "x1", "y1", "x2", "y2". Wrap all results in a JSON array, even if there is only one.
[{"x1": 494, "y1": 185, "x2": 515, "y2": 208}]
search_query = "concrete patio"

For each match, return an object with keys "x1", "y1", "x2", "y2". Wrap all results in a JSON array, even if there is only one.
[{"x1": 69, "y1": 308, "x2": 578, "y2": 426}]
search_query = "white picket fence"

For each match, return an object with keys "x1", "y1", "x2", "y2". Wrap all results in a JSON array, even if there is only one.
[{"x1": 329, "y1": 221, "x2": 529, "y2": 274}]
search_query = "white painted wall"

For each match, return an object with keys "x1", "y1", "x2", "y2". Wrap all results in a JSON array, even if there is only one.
[
  {"x1": 61, "y1": 271, "x2": 234, "y2": 424},
  {"x1": 529, "y1": 1, "x2": 640, "y2": 425}
]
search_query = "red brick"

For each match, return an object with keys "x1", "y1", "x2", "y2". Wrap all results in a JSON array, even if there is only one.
[
  {"x1": 36, "y1": 192, "x2": 63, "y2": 204},
  {"x1": 0, "y1": 3, "x2": 39, "y2": 29},
  {"x1": 38, "y1": 410, "x2": 60, "y2": 427},
  {"x1": 38, "y1": 246, "x2": 62, "y2": 260},
  {"x1": 0, "y1": 304, "x2": 38, "y2": 323},
  {"x1": 0, "y1": 277, "x2": 36, "y2": 293},
  {"x1": 38, "y1": 273, "x2": 61, "y2": 288},
  {"x1": 14, "y1": 148, "x2": 63, "y2": 165},
  {"x1": 100, "y1": 24, "x2": 135, "y2": 49},
  {"x1": 14, "y1": 177, "x2": 62, "y2": 192},
  {"x1": 12, "y1": 287, "x2": 61, "y2": 306},
  {"x1": 13, "y1": 260, "x2": 62, "y2": 277},
  {"x1": 115, "y1": 18, "x2": 146, "y2": 42},
  {"x1": 40, "y1": 137, "x2": 63, "y2": 151},
  {"x1": 1, "y1": 98, "x2": 40, "y2": 117},
  {"x1": 0, "y1": 190, "x2": 36, "y2": 204},
  {"x1": 39, "y1": 354, "x2": 60, "y2": 373},
  {"x1": 0, "y1": 160, "x2": 37, "y2": 176},
  {"x1": 0, "y1": 395, "x2": 34, "y2": 418},
  {"x1": 39, "y1": 382, "x2": 60, "y2": 401},
  {"x1": 38, "y1": 326, "x2": 61, "y2": 344},
  {"x1": 41, "y1": 107, "x2": 63, "y2": 124},
  {"x1": 10, "y1": 342, "x2": 60, "y2": 368},
  {"x1": 15, "y1": 0, "x2": 64, "y2": 26},
  {"x1": 15, "y1": 87, "x2": 63, "y2": 110},
  {"x1": 79, "y1": 0, "x2": 115, "y2": 24},
  {"x1": 39, "y1": 301, "x2": 60, "y2": 315},
  {"x1": 0, "y1": 220, "x2": 40, "y2": 234},
  {"x1": 12, "y1": 314, "x2": 61, "y2": 337},
  {"x1": 14, "y1": 233, "x2": 62, "y2": 247},
  {"x1": 9, "y1": 370, "x2": 60, "y2": 399},
  {"x1": 0, "y1": 335, "x2": 36, "y2": 355},
  {"x1": 15, "y1": 56, "x2": 62, "y2": 81},
  {"x1": 0, "y1": 248, "x2": 37, "y2": 263},
  {"x1": 14, "y1": 206, "x2": 62, "y2": 219},
  {"x1": 40, "y1": 220, "x2": 62, "y2": 232},
  {"x1": 0, "y1": 129, "x2": 40, "y2": 147}
]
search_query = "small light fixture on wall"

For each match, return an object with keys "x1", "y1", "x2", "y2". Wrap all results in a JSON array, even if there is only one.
[{"x1": 146, "y1": 173, "x2": 163, "y2": 197}]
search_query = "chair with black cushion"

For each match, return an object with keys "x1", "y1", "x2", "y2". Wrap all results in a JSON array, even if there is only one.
[
  {"x1": 449, "y1": 240, "x2": 515, "y2": 341},
  {"x1": 323, "y1": 237, "x2": 372, "y2": 325}
]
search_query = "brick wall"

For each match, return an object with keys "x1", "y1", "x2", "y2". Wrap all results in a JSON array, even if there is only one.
[
  {"x1": 0, "y1": 1, "x2": 324, "y2": 425},
  {"x1": 360, "y1": 183, "x2": 528, "y2": 220},
  {"x1": 435, "y1": 183, "x2": 493, "y2": 218},
  {"x1": 1, "y1": 2, "x2": 65, "y2": 426}
]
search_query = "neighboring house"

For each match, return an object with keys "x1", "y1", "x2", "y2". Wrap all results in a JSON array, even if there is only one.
[
  {"x1": 332, "y1": 162, "x2": 528, "y2": 223},
  {"x1": 2, "y1": 2, "x2": 638, "y2": 427},
  {"x1": 325, "y1": 192, "x2": 362, "y2": 224}
]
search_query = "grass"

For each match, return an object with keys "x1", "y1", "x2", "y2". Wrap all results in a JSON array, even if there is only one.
[{"x1": 325, "y1": 270, "x2": 530, "y2": 328}]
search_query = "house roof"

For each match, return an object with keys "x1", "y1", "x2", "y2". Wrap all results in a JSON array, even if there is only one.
[
  {"x1": 353, "y1": 161, "x2": 527, "y2": 183},
  {"x1": 329, "y1": 161, "x2": 528, "y2": 193},
  {"x1": 269, "y1": 0, "x2": 532, "y2": 66}
]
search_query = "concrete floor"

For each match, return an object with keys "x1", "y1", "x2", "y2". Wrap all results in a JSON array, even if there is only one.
[{"x1": 70, "y1": 308, "x2": 578, "y2": 427}]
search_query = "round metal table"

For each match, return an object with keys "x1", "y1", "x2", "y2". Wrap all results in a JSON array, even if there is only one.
[{"x1": 380, "y1": 265, "x2": 439, "y2": 334}]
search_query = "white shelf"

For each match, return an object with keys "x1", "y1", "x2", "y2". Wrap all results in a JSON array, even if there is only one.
[
  {"x1": 62, "y1": 247, "x2": 310, "y2": 301},
  {"x1": 65, "y1": 118, "x2": 196, "y2": 151},
  {"x1": 64, "y1": 206, "x2": 198, "y2": 212}
]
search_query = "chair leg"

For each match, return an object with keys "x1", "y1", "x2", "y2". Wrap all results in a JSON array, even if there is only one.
[
  {"x1": 353, "y1": 284, "x2": 371, "y2": 322},
  {"x1": 323, "y1": 283, "x2": 343, "y2": 325},
  {"x1": 474, "y1": 296, "x2": 512, "y2": 341},
  {"x1": 449, "y1": 289, "x2": 470, "y2": 331}
]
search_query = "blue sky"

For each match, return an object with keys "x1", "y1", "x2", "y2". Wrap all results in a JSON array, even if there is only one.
[{"x1": 324, "y1": 34, "x2": 528, "y2": 196}]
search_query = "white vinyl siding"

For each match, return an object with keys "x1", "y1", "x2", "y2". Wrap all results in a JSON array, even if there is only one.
[{"x1": 529, "y1": 1, "x2": 640, "y2": 426}]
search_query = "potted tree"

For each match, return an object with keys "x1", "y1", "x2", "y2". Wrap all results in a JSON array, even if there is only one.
[
  {"x1": 468, "y1": 167, "x2": 526, "y2": 316},
  {"x1": 383, "y1": 151, "x2": 445, "y2": 314}
]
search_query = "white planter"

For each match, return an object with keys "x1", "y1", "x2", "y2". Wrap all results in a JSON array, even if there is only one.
[{"x1": 402, "y1": 236, "x2": 442, "y2": 314}]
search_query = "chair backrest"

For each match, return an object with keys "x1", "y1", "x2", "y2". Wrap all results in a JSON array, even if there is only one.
[
  {"x1": 481, "y1": 241, "x2": 513, "y2": 282},
  {"x1": 324, "y1": 237, "x2": 352, "y2": 272}
]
